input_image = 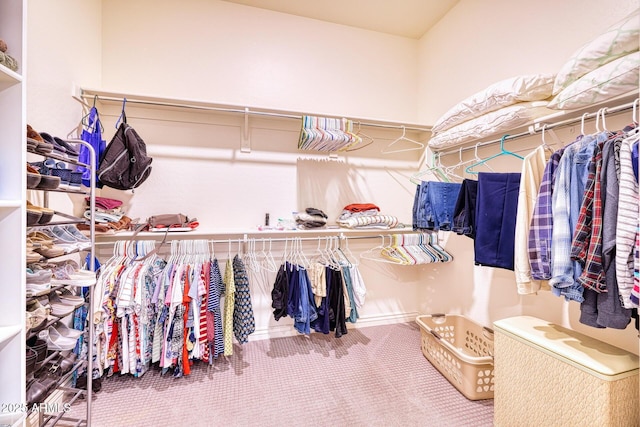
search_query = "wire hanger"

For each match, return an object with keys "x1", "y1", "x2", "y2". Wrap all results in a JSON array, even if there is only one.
[
  {"x1": 115, "y1": 97, "x2": 127, "y2": 128},
  {"x1": 465, "y1": 134, "x2": 524, "y2": 175},
  {"x1": 381, "y1": 126, "x2": 425, "y2": 154}
]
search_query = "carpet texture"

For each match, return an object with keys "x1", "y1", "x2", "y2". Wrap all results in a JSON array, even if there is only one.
[{"x1": 71, "y1": 322, "x2": 493, "y2": 426}]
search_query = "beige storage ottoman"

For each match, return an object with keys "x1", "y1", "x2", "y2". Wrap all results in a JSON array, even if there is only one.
[{"x1": 493, "y1": 316, "x2": 639, "y2": 427}]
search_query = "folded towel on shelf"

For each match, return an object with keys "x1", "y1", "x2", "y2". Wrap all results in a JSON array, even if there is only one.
[
  {"x1": 86, "y1": 196, "x2": 123, "y2": 211},
  {"x1": 338, "y1": 208, "x2": 381, "y2": 221},
  {"x1": 295, "y1": 208, "x2": 328, "y2": 229},
  {"x1": 84, "y1": 210, "x2": 123, "y2": 224},
  {"x1": 343, "y1": 203, "x2": 380, "y2": 213},
  {"x1": 337, "y1": 215, "x2": 399, "y2": 230}
]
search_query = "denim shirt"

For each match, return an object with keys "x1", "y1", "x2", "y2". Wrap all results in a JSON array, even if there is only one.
[{"x1": 550, "y1": 132, "x2": 608, "y2": 302}]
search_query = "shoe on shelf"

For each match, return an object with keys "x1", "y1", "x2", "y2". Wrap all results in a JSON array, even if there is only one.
[
  {"x1": 27, "y1": 208, "x2": 42, "y2": 227},
  {"x1": 39, "y1": 326, "x2": 78, "y2": 351},
  {"x1": 63, "y1": 225, "x2": 91, "y2": 243},
  {"x1": 26, "y1": 124, "x2": 53, "y2": 155},
  {"x1": 26, "y1": 268, "x2": 52, "y2": 297},
  {"x1": 56, "y1": 288, "x2": 85, "y2": 305},
  {"x1": 27, "y1": 163, "x2": 42, "y2": 189},
  {"x1": 50, "y1": 291, "x2": 84, "y2": 310},
  {"x1": 27, "y1": 231, "x2": 65, "y2": 258},
  {"x1": 50, "y1": 225, "x2": 91, "y2": 251},
  {"x1": 26, "y1": 242, "x2": 43, "y2": 264},
  {"x1": 39, "y1": 132, "x2": 67, "y2": 158},
  {"x1": 50, "y1": 267, "x2": 96, "y2": 288},
  {"x1": 27, "y1": 201, "x2": 55, "y2": 225},
  {"x1": 54, "y1": 136, "x2": 80, "y2": 159},
  {"x1": 38, "y1": 227, "x2": 80, "y2": 254},
  {"x1": 53, "y1": 321, "x2": 83, "y2": 340},
  {"x1": 26, "y1": 300, "x2": 49, "y2": 332}
]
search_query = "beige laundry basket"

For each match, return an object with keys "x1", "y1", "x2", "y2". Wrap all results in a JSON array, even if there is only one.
[
  {"x1": 416, "y1": 314, "x2": 495, "y2": 400},
  {"x1": 493, "y1": 316, "x2": 639, "y2": 427}
]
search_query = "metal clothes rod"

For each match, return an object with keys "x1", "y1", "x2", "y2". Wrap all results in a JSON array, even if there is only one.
[
  {"x1": 79, "y1": 91, "x2": 432, "y2": 133},
  {"x1": 93, "y1": 231, "x2": 433, "y2": 246},
  {"x1": 436, "y1": 98, "x2": 638, "y2": 157}
]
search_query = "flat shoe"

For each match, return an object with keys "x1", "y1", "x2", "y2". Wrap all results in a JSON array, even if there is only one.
[
  {"x1": 26, "y1": 380, "x2": 49, "y2": 405},
  {"x1": 39, "y1": 326, "x2": 78, "y2": 351},
  {"x1": 27, "y1": 163, "x2": 42, "y2": 189},
  {"x1": 54, "y1": 321, "x2": 83, "y2": 340},
  {"x1": 57, "y1": 288, "x2": 85, "y2": 305}
]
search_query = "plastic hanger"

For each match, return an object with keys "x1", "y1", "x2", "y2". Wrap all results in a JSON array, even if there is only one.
[
  {"x1": 633, "y1": 98, "x2": 639, "y2": 126},
  {"x1": 344, "y1": 121, "x2": 373, "y2": 152},
  {"x1": 410, "y1": 153, "x2": 450, "y2": 184},
  {"x1": 580, "y1": 112, "x2": 589, "y2": 135},
  {"x1": 360, "y1": 235, "x2": 403, "y2": 265},
  {"x1": 465, "y1": 134, "x2": 524, "y2": 175},
  {"x1": 381, "y1": 126, "x2": 425, "y2": 154},
  {"x1": 540, "y1": 124, "x2": 561, "y2": 153}
]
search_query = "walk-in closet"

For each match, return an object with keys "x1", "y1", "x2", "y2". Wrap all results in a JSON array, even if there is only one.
[{"x1": 1, "y1": 0, "x2": 638, "y2": 426}]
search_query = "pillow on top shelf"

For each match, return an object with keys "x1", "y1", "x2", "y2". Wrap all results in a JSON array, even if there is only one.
[
  {"x1": 552, "y1": 8, "x2": 639, "y2": 95},
  {"x1": 548, "y1": 50, "x2": 639, "y2": 110},
  {"x1": 428, "y1": 101, "x2": 553, "y2": 150},
  {"x1": 431, "y1": 74, "x2": 555, "y2": 135}
]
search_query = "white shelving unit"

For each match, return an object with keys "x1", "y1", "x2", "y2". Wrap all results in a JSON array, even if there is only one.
[{"x1": 0, "y1": 1, "x2": 26, "y2": 426}]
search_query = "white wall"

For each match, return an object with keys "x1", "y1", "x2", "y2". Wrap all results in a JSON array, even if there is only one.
[
  {"x1": 417, "y1": 0, "x2": 638, "y2": 124},
  {"x1": 100, "y1": 0, "x2": 420, "y2": 124},
  {"x1": 26, "y1": 0, "x2": 101, "y2": 132}
]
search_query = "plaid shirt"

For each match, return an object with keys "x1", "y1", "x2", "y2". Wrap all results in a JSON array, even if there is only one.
[
  {"x1": 528, "y1": 146, "x2": 567, "y2": 280},
  {"x1": 571, "y1": 140, "x2": 605, "y2": 291}
]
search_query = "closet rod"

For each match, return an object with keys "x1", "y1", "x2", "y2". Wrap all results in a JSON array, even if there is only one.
[
  {"x1": 436, "y1": 98, "x2": 638, "y2": 157},
  {"x1": 93, "y1": 231, "x2": 431, "y2": 246},
  {"x1": 78, "y1": 91, "x2": 431, "y2": 133}
]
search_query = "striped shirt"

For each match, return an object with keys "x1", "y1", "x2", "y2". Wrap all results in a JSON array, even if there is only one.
[{"x1": 616, "y1": 138, "x2": 638, "y2": 308}]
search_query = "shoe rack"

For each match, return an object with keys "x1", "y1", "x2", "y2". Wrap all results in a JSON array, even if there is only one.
[
  {"x1": 0, "y1": 0, "x2": 26, "y2": 426},
  {"x1": 25, "y1": 137, "x2": 96, "y2": 426}
]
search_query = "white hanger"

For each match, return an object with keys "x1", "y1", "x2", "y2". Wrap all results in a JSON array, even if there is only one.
[
  {"x1": 580, "y1": 112, "x2": 589, "y2": 135},
  {"x1": 381, "y1": 126, "x2": 425, "y2": 154},
  {"x1": 260, "y1": 239, "x2": 278, "y2": 273},
  {"x1": 600, "y1": 107, "x2": 609, "y2": 132},
  {"x1": 360, "y1": 235, "x2": 404, "y2": 265},
  {"x1": 540, "y1": 124, "x2": 561, "y2": 152}
]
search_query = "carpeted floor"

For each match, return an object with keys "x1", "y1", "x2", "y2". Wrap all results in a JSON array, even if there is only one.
[{"x1": 70, "y1": 322, "x2": 493, "y2": 427}]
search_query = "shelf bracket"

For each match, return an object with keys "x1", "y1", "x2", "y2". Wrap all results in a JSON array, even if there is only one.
[{"x1": 241, "y1": 107, "x2": 251, "y2": 153}]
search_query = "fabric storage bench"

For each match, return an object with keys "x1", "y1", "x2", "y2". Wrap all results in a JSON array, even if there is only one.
[{"x1": 493, "y1": 316, "x2": 639, "y2": 427}]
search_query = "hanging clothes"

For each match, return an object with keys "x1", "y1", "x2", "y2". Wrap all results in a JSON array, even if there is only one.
[
  {"x1": 94, "y1": 240, "x2": 255, "y2": 378},
  {"x1": 222, "y1": 258, "x2": 235, "y2": 356},
  {"x1": 514, "y1": 145, "x2": 552, "y2": 294},
  {"x1": 517, "y1": 121, "x2": 639, "y2": 330},
  {"x1": 232, "y1": 255, "x2": 255, "y2": 344},
  {"x1": 474, "y1": 172, "x2": 521, "y2": 271}
]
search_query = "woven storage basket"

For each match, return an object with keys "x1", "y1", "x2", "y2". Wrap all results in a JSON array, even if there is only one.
[{"x1": 416, "y1": 314, "x2": 494, "y2": 400}]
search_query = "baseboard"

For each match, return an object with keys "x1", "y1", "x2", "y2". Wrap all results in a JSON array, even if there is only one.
[{"x1": 250, "y1": 311, "x2": 419, "y2": 341}]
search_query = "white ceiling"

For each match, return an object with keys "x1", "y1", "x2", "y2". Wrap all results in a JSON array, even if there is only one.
[{"x1": 220, "y1": 0, "x2": 459, "y2": 39}]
